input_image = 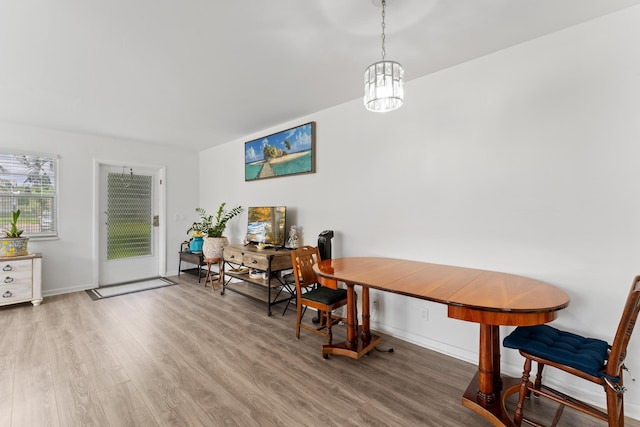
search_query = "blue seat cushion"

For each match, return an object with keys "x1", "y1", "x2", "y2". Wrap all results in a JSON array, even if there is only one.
[{"x1": 503, "y1": 324, "x2": 611, "y2": 379}]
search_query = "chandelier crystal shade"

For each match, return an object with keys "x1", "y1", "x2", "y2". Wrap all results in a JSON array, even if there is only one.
[
  {"x1": 364, "y1": 0, "x2": 404, "y2": 112},
  {"x1": 364, "y1": 60, "x2": 404, "y2": 112}
]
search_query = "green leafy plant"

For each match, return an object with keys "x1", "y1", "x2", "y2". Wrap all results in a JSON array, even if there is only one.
[
  {"x1": 187, "y1": 203, "x2": 243, "y2": 238},
  {"x1": 186, "y1": 207, "x2": 211, "y2": 237},
  {"x1": 6, "y1": 209, "x2": 24, "y2": 238}
]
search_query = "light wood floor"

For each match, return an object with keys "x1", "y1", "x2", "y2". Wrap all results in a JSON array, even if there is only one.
[{"x1": 1, "y1": 273, "x2": 638, "y2": 427}]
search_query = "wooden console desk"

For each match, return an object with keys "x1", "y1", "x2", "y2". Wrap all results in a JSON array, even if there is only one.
[
  {"x1": 314, "y1": 257, "x2": 570, "y2": 427},
  {"x1": 221, "y1": 244, "x2": 293, "y2": 316}
]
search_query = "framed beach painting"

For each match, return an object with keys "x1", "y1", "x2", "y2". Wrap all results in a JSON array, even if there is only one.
[{"x1": 244, "y1": 122, "x2": 315, "y2": 181}]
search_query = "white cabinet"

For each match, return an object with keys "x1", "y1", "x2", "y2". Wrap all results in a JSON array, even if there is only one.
[{"x1": 0, "y1": 253, "x2": 42, "y2": 307}]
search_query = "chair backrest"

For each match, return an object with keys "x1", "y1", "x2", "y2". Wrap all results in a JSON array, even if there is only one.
[
  {"x1": 606, "y1": 275, "x2": 640, "y2": 378},
  {"x1": 290, "y1": 246, "x2": 321, "y2": 292}
]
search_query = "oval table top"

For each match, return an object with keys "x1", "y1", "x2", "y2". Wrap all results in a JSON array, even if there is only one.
[{"x1": 314, "y1": 257, "x2": 570, "y2": 315}]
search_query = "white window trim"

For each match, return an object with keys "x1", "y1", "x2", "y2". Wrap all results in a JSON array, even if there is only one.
[{"x1": 0, "y1": 150, "x2": 59, "y2": 239}]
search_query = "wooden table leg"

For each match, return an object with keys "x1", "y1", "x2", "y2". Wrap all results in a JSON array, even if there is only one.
[
  {"x1": 360, "y1": 286, "x2": 372, "y2": 344},
  {"x1": 492, "y1": 325, "x2": 503, "y2": 391},
  {"x1": 346, "y1": 283, "x2": 357, "y2": 349},
  {"x1": 321, "y1": 282, "x2": 381, "y2": 360},
  {"x1": 461, "y1": 323, "x2": 516, "y2": 427},
  {"x1": 478, "y1": 323, "x2": 496, "y2": 404}
]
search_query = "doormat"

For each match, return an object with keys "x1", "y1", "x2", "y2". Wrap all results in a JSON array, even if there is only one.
[{"x1": 86, "y1": 277, "x2": 178, "y2": 300}]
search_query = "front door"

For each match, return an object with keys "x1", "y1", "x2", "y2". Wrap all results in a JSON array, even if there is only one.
[{"x1": 98, "y1": 164, "x2": 160, "y2": 285}]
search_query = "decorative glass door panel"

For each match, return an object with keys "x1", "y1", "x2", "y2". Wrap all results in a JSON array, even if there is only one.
[
  {"x1": 107, "y1": 172, "x2": 152, "y2": 260},
  {"x1": 99, "y1": 165, "x2": 159, "y2": 286}
]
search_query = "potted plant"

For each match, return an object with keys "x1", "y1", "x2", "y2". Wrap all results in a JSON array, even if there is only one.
[
  {"x1": 186, "y1": 208, "x2": 210, "y2": 252},
  {"x1": 200, "y1": 203, "x2": 243, "y2": 259},
  {"x1": 0, "y1": 210, "x2": 29, "y2": 257}
]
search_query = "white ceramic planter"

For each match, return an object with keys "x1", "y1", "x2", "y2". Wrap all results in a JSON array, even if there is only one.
[{"x1": 202, "y1": 236, "x2": 228, "y2": 259}]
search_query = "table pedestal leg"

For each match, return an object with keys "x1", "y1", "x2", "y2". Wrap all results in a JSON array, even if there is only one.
[
  {"x1": 322, "y1": 283, "x2": 381, "y2": 359},
  {"x1": 478, "y1": 324, "x2": 497, "y2": 404},
  {"x1": 492, "y1": 325, "x2": 503, "y2": 391},
  {"x1": 346, "y1": 283, "x2": 357, "y2": 349},
  {"x1": 360, "y1": 286, "x2": 372, "y2": 344},
  {"x1": 461, "y1": 324, "x2": 516, "y2": 427}
]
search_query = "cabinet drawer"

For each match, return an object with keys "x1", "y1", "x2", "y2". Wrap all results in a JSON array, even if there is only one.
[
  {"x1": 242, "y1": 254, "x2": 269, "y2": 271},
  {"x1": 0, "y1": 269, "x2": 32, "y2": 285},
  {"x1": 223, "y1": 247, "x2": 244, "y2": 264},
  {"x1": 0, "y1": 283, "x2": 32, "y2": 305},
  {"x1": 0, "y1": 259, "x2": 32, "y2": 274},
  {"x1": 270, "y1": 253, "x2": 293, "y2": 271}
]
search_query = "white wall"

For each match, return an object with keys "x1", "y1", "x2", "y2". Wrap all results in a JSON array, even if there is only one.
[
  {"x1": 0, "y1": 121, "x2": 200, "y2": 295},
  {"x1": 199, "y1": 6, "x2": 640, "y2": 419}
]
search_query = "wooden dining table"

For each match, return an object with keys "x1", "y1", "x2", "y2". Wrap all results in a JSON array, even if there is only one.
[{"x1": 313, "y1": 257, "x2": 570, "y2": 427}]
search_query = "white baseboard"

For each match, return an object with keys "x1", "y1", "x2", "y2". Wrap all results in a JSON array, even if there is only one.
[
  {"x1": 43, "y1": 283, "x2": 96, "y2": 297},
  {"x1": 371, "y1": 320, "x2": 477, "y2": 364}
]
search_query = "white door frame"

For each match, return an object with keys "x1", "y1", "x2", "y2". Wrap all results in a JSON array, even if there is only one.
[{"x1": 92, "y1": 159, "x2": 167, "y2": 287}]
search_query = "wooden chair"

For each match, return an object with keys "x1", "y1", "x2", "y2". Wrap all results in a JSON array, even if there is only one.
[
  {"x1": 503, "y1": 275, "x2": 640, "y2": 427},
  {"x1": 290, "y1": 246, "x2": 347, "y2": 345}
]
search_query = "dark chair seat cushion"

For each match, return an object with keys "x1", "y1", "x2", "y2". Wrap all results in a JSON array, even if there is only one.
[
  {"x1": 503, "y1": 324, "x2": 611, "y2": 379},
  {"x1": 303, "y1": 286, "x2": 347, "y2": 305}
]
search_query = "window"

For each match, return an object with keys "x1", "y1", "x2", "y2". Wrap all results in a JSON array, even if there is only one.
[{"x1": 0, "y1": 153, "x2": 58, "y2": 237}]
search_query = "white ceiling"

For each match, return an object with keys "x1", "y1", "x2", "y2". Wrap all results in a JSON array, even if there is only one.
[{"x1": 1, "y1": 0, "x2": 639, "y2": 151}]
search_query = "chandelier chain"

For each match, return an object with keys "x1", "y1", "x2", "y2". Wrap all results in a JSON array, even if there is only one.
[
  {"x1": 381, "y1": 0, "x2": 386, "y2": 60},
  {"x1": 364, "y1": 0, "x2": 404, "y2": 112}
]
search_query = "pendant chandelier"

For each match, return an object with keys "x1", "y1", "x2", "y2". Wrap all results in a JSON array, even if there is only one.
[{"x1": 364, "y1": 0, "x2": 404, "y2": 112}]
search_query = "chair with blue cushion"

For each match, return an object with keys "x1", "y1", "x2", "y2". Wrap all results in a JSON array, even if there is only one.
[
  {"x1": 290, "y1": 246, "x2": 347, "y2": 346},
  {"x1": 503, "y1": 275, "x2": 640, "y2": 426}
]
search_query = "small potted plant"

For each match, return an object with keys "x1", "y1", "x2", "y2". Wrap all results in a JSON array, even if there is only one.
[
  {"x1": 0, "y1": 210, "x2": 29, "y2": 257},
  {"x1": 186, "y1": 208, "x2": 210, "y2": 252},
  {"x1": 200, "y1": 203, "x2": 243, "y2": 259}
]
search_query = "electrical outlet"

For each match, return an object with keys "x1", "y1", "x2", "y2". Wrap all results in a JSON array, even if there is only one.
[{"x1": 421, "y1": 308, "x2": 428, "y2": 321}]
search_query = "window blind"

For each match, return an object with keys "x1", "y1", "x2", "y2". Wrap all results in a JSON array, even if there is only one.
[{"x1": 0, "y1": 153, "x2": 57, "y2": 237}]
